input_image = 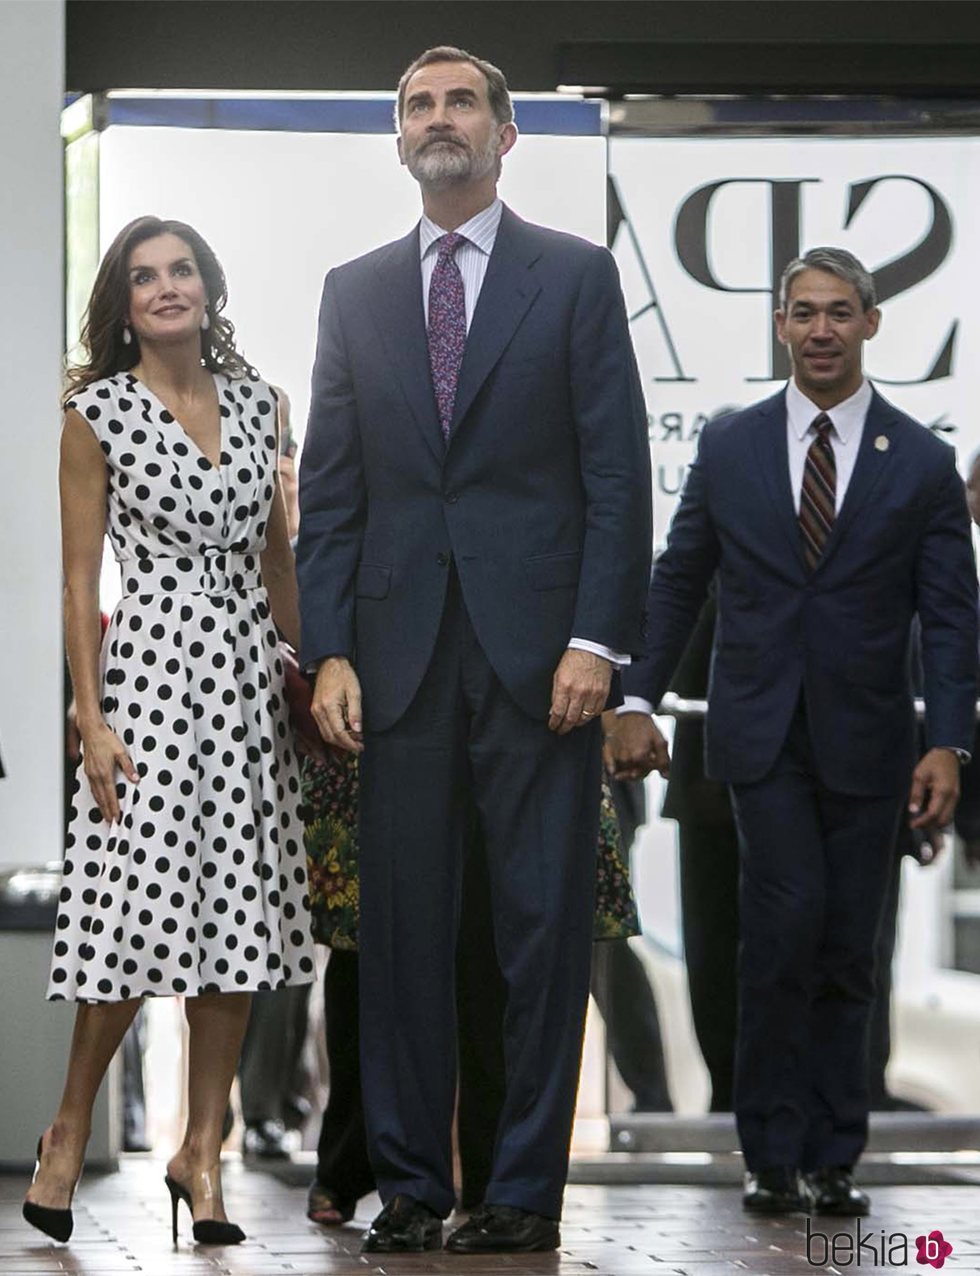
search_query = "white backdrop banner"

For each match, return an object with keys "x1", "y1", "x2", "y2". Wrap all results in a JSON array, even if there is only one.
[
  {"x1": 610, "y1": 136, "x2": 980, "y2": 546},
  {"x1": 98, "y1": 109, "x2": 606, "y2": 448}
]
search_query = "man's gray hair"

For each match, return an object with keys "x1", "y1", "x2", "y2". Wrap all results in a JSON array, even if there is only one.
[
  {"x1": 779, "y1": 247, "x2": 877, "y2": 312},
  {"x1": 395, "y1": 46, "x2": 514, "y2": 129}
]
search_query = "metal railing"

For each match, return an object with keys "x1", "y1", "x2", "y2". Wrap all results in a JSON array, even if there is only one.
[{"x1": 658, "y1": 694, "x2": 954, "y2": 721}]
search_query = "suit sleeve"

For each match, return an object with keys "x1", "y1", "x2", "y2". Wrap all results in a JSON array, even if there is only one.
[
  {"x1": 915, "y1": 449, "x2": 979, "y2": 754},
  {"x1": 296, "y1": 270, "x2": 366, "y2": 667},
  {"x1": 568, "y1": 248, "x2": 653, "y2": 655},
  {"x1": 622, "y1": 428, "x2": 721, "y2": 707}
]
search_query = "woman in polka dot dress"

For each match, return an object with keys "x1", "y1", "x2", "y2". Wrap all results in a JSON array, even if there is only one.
[{"x1": 23, "y1": 217, "x2": 315, "y2": 1248}]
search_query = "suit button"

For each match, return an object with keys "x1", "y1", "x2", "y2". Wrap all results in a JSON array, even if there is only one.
[
  {"x1": 445, "y1": 491, "x2": 460, "y2": 504},
  {"x1": 436, "y1": 552, "x2": 450, "y2": 567}
]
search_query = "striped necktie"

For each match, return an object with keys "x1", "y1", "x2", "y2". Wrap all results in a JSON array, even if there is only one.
[
  {"x1": 799, "y1": 412, "x2": 836, "y2": 571},
  {"x1": 427, "y1": 232, "x2": 467, "y2": 441}
]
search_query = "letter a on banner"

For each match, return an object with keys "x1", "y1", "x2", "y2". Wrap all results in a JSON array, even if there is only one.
[{"x1": 608, "y1": 176, "x2": 693, "y2": 382}]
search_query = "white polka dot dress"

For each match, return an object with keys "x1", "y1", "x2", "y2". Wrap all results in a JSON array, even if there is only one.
[{"x1": 49, "y1": 371, "x2": 316, "y2": 1002}]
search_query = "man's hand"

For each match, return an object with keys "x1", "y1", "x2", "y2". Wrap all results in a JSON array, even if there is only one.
[
  {"x1": 604, "y1": 711, "x2": 670, "y2": 781},
  {"x1": 311, "y1": 657, "x2": 364, "y2": 754},
  {"x1": 548, "y1": 649, "x2": 612, "y2": 734},
  {"x1": 908, "y1": 747, "x2": 961, "y2": 831},
  {"x1": 911, "y1": 826, "x2": 945, "y2": 866}
]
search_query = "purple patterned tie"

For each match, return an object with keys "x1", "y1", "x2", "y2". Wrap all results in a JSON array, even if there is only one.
[{"x1": 427, "y1": 233, "x2": 467, "y2": 440}]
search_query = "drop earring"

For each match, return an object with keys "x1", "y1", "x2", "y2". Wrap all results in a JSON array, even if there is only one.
[
  {"x1": 122, "y1": 324, "x2": 132, "y2": 346},
  {"x1": 201, "y1": 309, "x2": 210, "y2": 331}
]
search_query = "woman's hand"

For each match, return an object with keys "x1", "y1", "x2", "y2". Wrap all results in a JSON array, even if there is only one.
[{"x1": 81, "y1": 723, "x2": 139, "y2": 823}]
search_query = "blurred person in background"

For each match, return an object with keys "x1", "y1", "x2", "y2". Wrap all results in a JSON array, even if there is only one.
[
  {"x1": 953, "y1": 451, "x2": 980, "y2": 867},
  {"x1": 237, "y1": 387, "x2": 313, "y2": 1160}
]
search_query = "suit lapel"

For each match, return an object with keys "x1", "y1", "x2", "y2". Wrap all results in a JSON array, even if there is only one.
[
  {"x1": 751, "y1": 390, "x2": 807, "y2": 575},
  {"x1": 815, "y1": 388, "x2": 898, "y2": 571},
  {"x1": 449, "y1": 207, "x2": 542, "y2": 440},
  {"x1": 368, "y1": 228, "x2": 444, "y2": 463}
]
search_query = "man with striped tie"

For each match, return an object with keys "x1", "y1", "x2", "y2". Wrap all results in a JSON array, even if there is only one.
[
  {"x1": 297, "y1": 47, "x2": 650, "y2": 1255},
  {"x1": 609, "y1": 248, "x2": 977, "y2": 1217}
]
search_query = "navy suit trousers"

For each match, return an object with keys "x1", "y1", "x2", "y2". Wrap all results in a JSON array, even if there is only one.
[
  {"x1": 730, "y1": 702, "x2": 903, "y2": 1172},
  {"x1": 357, "y1": 569, "x2": 602, "y2": 1219}
]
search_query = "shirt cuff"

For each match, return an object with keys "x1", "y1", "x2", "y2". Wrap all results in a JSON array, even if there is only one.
[
  {"x1": 568, "y1": 638, "x2": 631, "y2": 668},
  {"x1": 616, "y1": 695, "x2": 654, "y2": 716},
  {"x1": 939, "y1": 746, "x2": 972, "y2": 764}
]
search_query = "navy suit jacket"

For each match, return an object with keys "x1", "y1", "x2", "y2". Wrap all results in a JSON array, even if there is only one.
[
  {"x1": 297, "y1": 206, "x2": 652, "y2": 730},
  {"x1": 624, "y1": 387, "x2": 978, "y2": 796}
]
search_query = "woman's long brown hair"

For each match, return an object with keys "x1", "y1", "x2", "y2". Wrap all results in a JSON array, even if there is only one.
[{"x1": 64, "y1": 216, "x2": 255, "y2": 405}]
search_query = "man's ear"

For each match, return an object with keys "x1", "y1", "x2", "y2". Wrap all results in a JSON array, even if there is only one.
[
  {"x1": 864, "y1": 306, "x2": 881, "y2": 341},
  {"x1": 774, "y1": 309, "x2": 789, "y2": 347},
  {"x1": 497, "y1": 121, "x2": 518, "y2": 158},
  {"x1": 396, "y1": 134, "x2": 406, "y2": 167}
]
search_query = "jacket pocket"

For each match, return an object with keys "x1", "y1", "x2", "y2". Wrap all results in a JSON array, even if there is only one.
[
  {"x1": 523, "y1": 550, "x2": 582, "y2": 591},
  {"x1": 355, "y1": 563, "x2": 391, "y2": 599}
]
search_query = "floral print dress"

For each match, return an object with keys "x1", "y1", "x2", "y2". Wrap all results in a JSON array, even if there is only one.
[{"x1": 302, "y1": 755, "x2": 639, "y2": 950}]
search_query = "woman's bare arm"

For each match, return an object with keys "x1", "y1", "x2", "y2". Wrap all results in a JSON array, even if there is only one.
[
  {"x1": 260, "y1": 476, "x2": 301, "y2": 651},
  {"x1": 61, "y1": 408, "x2": 138, "y2": 821}
]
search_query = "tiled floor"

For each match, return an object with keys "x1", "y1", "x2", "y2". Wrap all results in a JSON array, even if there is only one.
[{"x1": 4, "y1": 1159, "x2": 980, "y2": 1275}]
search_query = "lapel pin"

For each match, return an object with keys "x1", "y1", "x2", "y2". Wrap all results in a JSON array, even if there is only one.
[{"x1": 874, "y1": 435, "x2": 890, "y2": 452}]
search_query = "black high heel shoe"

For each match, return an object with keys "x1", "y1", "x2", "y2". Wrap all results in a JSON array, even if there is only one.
[
  {"x1": 22, "y1": 1136, "x2": 75, "y2": 1244},
  {"x1": 165, "y1": 1171, "x2": 246, "y2": 1246}
]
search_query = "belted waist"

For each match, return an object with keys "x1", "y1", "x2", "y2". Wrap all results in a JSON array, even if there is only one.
[{"x1": 120, "y1": 552, "x2": 262, "y2": 597}]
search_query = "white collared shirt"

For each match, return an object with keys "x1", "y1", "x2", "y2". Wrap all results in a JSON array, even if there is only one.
[
  {"x1": 419, "y1": 197, "x2": 628, "y2": 670},
  {"x1": 786, "y1": 377, "x2": 873, "y2": 514},
  {"x1": 419, "y1": 198, "x2": 503, "y2": 330}
]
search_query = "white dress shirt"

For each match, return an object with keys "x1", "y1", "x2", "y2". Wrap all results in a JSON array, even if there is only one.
[
  {"x1": 786, "y1": 376, "x2": 871, "y2": 513},
  {"x1": 420, "y1": 198, "x2": 628, "y2": 670},
  {"x1": 420, "y1": 199, "x2": 502, "y2": 331}
]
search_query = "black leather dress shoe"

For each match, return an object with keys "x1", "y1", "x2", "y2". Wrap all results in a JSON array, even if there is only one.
[
  {"x1": 807, "y1": 1168, "x2": 871, "y2": 1216},
  {"x1": 743, "y1": 1168, "x2": 813, "y2": 1215},
  {"x1": 243, "y1": 1119, "x2": 289, "y2": 1160},
  {"x1": 445, "y1": 1204, "x2": 560, "y2": 1253},
  {"x1": 362, "y1": 1195, "x2": 443, "y2": 1253}
]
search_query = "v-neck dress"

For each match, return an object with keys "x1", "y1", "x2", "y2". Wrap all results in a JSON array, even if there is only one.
[{"x1": 49, "y1": 371, "x2": 315, "y2": 1001}]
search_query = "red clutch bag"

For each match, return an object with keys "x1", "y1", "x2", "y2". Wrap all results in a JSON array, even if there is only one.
[{"x1": 280, "y1": 643, "x2": 319, "y2": 747}]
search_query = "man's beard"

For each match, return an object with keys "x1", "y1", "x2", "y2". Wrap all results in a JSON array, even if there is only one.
[{"x1": 406, "y1": 132, "x2": 499, "y2": 189}]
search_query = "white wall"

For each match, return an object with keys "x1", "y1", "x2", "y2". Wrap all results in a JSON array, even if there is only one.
[{"x1": 0, "y1": 0, "x2": 65, "y2": 867}]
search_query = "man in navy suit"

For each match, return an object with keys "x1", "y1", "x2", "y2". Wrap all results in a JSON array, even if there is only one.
[
  {"x1": 297, "y1": 46, "x2": 651, "y2": 1253},
  {"x1": 609, "y1": 248, "x2": 977, "y2": 1216}
]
